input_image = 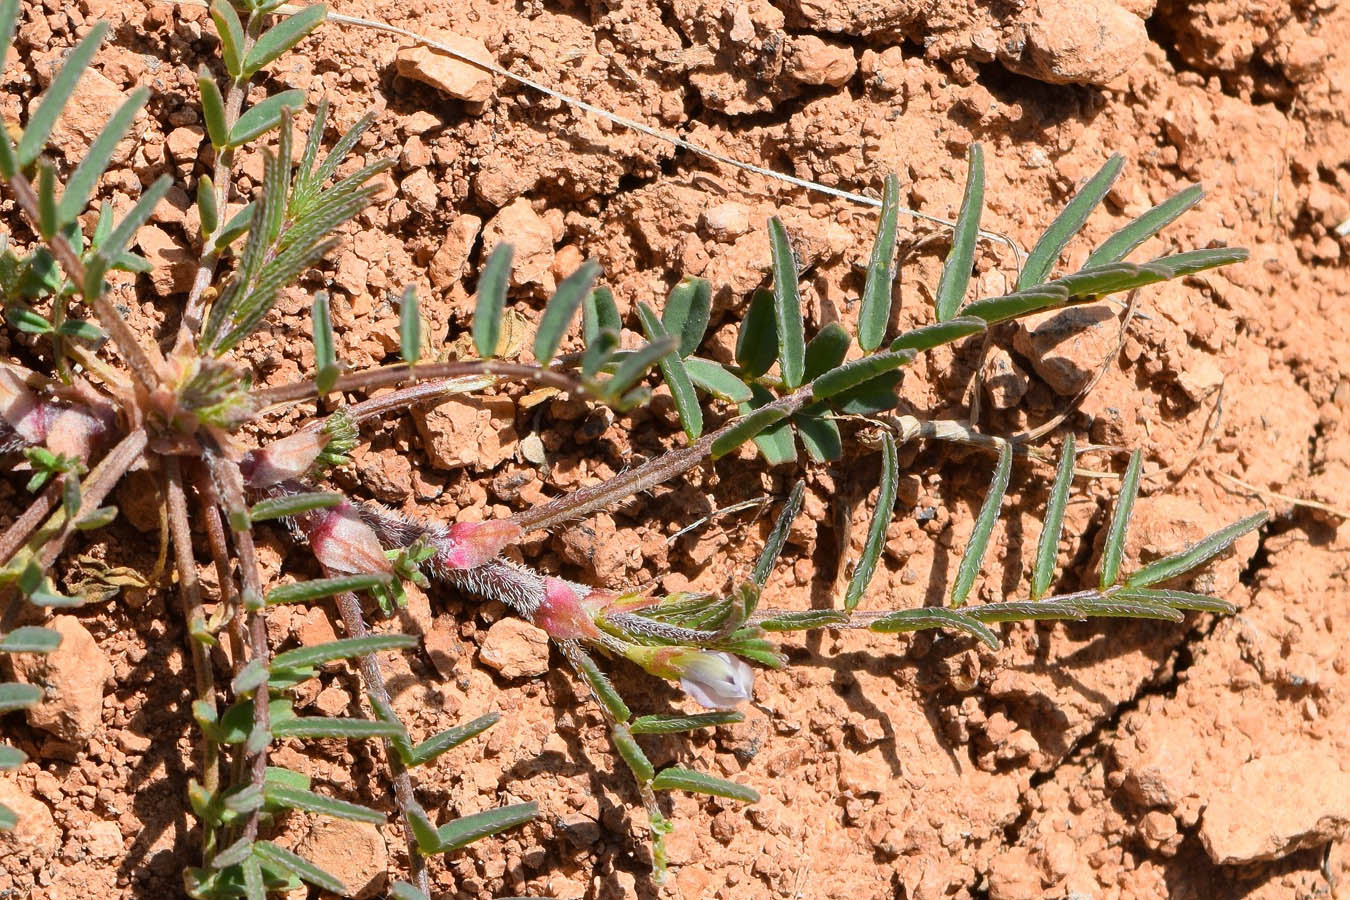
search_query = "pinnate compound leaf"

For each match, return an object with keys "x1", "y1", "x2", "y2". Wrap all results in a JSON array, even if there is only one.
[
  {"x1": 611, "y1": 723, "x2": 654, "y2": 784},
  {"x1": 736, "y1": 288, "x2": 778, "y2": 377},
  {"x1": 199, "y1": 68, "x2": 229, "y2": 148},
  {"x1": 582, "y1": 285, "x2": 621, "y2": 345},
  {"x1": 0, "y1": 683, "x2": 43, "y2": 712},
  {"x1": 534, "y1": 259, "x2": 600, "y2": 365},
  {"x1": 249, "y1": 492, "x2": 343, "y2": 521},
  {"x1": 804, "y1": 321, "x2": 851, "y2": 381},
  {"x1": 630, "y1": 711, "x2": 745, "y2": 735},
  {"x1": 756, "y1": 609, "x2": 850, "y2": 631},
  {"x1": 1085, "y1": 184, "x2": 1204, "y2": 268},
  {"x1": 265, "y1": 573, "x2": 390, "y2": 606},
  {"x1": 271, "y1": 634, "x2": 417, "y2": 672},
  {"x1": 210, "y1": 0, "x2": 245, "y2": 78},
  {"x1": 935, "y1": 143, "x2": 984, "y2": 322},
  {"x1": 868, "y1": 607, "x2": 1000, "y2": 650},
  {"x1": 752, "y1": 479, "x2": 805, "y2": 587},
  {"x1": 252, "y1": 841, "x2": 347, "y2": 895},
  {"x1": 795, "y1": 406, "x2": 843, "y2": 463},
  {"x1": 85, "y1": 176, "x2": 172, "y2": 297},
  {"x1": 889, "y1": 317, "x2": 986, "y2": 354},
  {"x1": 1019, "y1": 154, "x2": 1124, "y2": 289},
  {"x1": 1109, "y1": 586, "x2": 1235, "y2": 615},
  {"x1": 1031, "y1": 433, "x2": 1075, "y2": 602},
  {"x1": 663, "y1": 276, "x2": 712, "y2": 357},
  {"x1": 1124, "y1": 512, "x2": 1268, "y2": 588},
  {"x1": 950, "y1": 441, "x2": 1012, "y2": 607},
  {"x1": 683, "y1": 357, "x2": 752, "y2": 403},
  {"x1": 433, "y1": 803, "x2": 538, "y2": 852},
  {"x1": 636, "y1": 302, "x2": 702, "y2": 440},
  {"x1": 844, "y1": 431, "x2": 897, "y2": 611},
  {"x1": 264, "y1": 785, "x2": 383, "y2": 823},
  {"x1": 651, "y1": 767, "x2": 758, "y2": 803},
  {"x1": 228, "y1": 90, "x2": 307, "y2": 147},
  {"x1": 712, "y1": 406, "x2": 789, "y2": 461},
  {"x1": 312, "y1": 291, "x2": 339, "y2": 392},
  {"x1": 17, "y1": 21, "x2": 108, "y2": 166},
  {"x1": 409, "y1": 712, "x2": 499, "y2": 767},
  {"x1": 399, "y1": 285, "x2": 421, "y2": 364},
  {"x1": 768, "y1": 217, "x2": 805, "y2": 387},
  {"x1": 1100, "y1": 449, "x2": 1143, "y2": 589},
  {"x1": 604, "y1": 337, "x2": 676, "y2": 400},
  {"x1": 812, "y1": 350, "x2": 914, "y2": 401},
  {"x1": 580, "y1": 327, "x2": 618, "y2": 377},
  {"x1": 961, "y1": 285, "x2": 1069, "y2": 324},
  {"x1": 858, "y1": 174, "x2": 900, "y2": 350},
  {"x1": 271, "y1": 717, "x2": 404, "y2": 740},
  {"x1": 243, "y1": 4, "x2": 327, "y2": 77},
  {"x1": 475, "y1": 246, "x2": 515, "y2": 358},
  {"x1": 0, "y1": 626, "x2": 60, "y2": 653}
]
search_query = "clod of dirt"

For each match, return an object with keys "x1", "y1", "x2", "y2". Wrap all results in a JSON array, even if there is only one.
[
  {"x1": 0, "y1": 777, "x2": 59, "y2": 865},
  {"x1": 1014, "y1": 306, "x2": 1118, "y2": 395},
  {"x1": 83, "y1": 820, "x2": 124, "y2": 860},
  {"x1": 481, "y1": 198, "x2": 556, "y2": 290},
  {"x1": 784, "y1": 35, "x2": 857, "y2": 87},
  {"x1": 9, "y1": 615, "x2": 111, "y2": 746},
  {"x1": 394, "y1": 34, "x2": 495, "y2": 104},
  {"x1": 478, "y1": 617, "x2": 551, "y2": 679},
  {"x1": 981, "y1": 346, "x2": 1031, "y2": 409},
  {"x1": 999, "y1": 0, "x2": 1148, "y2": 85},
  {"x1": 412, "y1": 395, "x2": 518, "y2": 471},
  {"x1": 1198, "y1": 750, "x2": 1350, "y2": 864},
  {"x1": 295, "y1": 818, "x2": 389, "y2": 900},
  {"x1": 135, "y1": 225, "x2": 195, "y2": 297}
]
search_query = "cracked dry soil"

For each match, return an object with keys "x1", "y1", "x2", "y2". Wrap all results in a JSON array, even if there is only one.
[{"x1": 2, "y1": 0, "x2": 1349, "y2": 898}]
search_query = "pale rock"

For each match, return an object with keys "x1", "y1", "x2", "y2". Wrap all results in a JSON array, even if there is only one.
[
  {"x1": 165, "y1": 126, "x2": 205, "y2": 167},
  {"x1": 135, "y1": 225, "x2": 195, "y2": 296},
  {"x1": 296, "y1": 818, "x2": 388, "y2": 900},
  {"x1": 428, "y1": 214, "x2": 483, "y2": 289},
  {"x1": 395, "y1": 35, "x2": 495, "y2": 103},
  {"x1": 314, "y1": 685, "x2": 351, "y2": 717},
  {"x1": 10, "y1": 616, "x2": 111, "y2": 745},
  {"x1": 1014, "y1": 306, "x2": 1118, "y2": 395},
  {"x1": 29, "y1": 63, "x2": 142, "y2": 163},
  {"x1": 785, "y1": 35, "x2": 857, "y2": 87},
  {"x1": 399, "y1": 168, "x2": 439, "y2": 217},
  {"x1": 700, "y1": 202, "x2": 752, "y2": 242},
  {"x1": 412, "y1": 395, "x2": 518, "y2": 471},
  {"x1": 1200, "y1": 750, "x2": 1350, "y2": 864},
  {"x1": 837, "y1": 747, "x2": 887, "y2": 795},
  {"x1": 83, "y1": 820, "x2": 123, "y2": 859},
  {"x1": 478, "y1": 617, "x2": 550, "y2": 679},
  {"x1": 0, "y1": 776, "x2": 59, "y2": 862},
  {"x1": 424, "y1": 625, "x2": 462, "y2": 680},
  {"x1": 481, "y1": 198, "x2": 555, "y2": 291},
  {"x1": 981, "y1": 346, "x2": 1030, "y2": 409},
  {"x1": 1000, "y1": 0, "x2": 1147, "y2": 86}
]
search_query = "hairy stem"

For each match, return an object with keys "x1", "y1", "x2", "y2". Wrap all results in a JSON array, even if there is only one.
[
  {"x1": 252, "y1": 360, "x2": 583, "y2": 407},
  {"x1": 206, "y1": 450, "x2": 271, "y2": 844},
  {"x1": 510, "y1": 385, "x2": 815, "y2": 533},
  {"x1": 194, "y1": 464, "x2": 248, "y2": 670},
  {"x1": 164, "y1": 456, "x2": 221, "y2": 862},
  {"x1": 330, "y1": 589, "x2": 429, "y2": 895}
]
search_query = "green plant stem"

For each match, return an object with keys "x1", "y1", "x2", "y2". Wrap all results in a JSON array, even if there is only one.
[
  {"x1": 183, "y1": 12, "x2": 262, "y2": 335},
  {"x1": 252, "y1": 360, "x2": 584, "y2": 407},
  {"x1": 4, "y1": 172, "x2": 168, "y2": 391},
  {"x1": 206, "y1": 450, "x2": 272, "y2": 844},
  {"x1": 330, "y1": 589, "x2": 428, "y2": 896},
  {"x1": 511, "y1": 385, "x2": 816, "y2": 534},
  {"x1": 164, "y1": 456, "x2": 221, "y2": 862}
]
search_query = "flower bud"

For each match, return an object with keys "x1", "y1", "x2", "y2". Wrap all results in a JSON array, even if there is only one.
[
  {"x1": 531, "y1": 577, "x2": 602, "y2": 640},
  {"x1": 300, "y1": 500, "x2": 392, "y2": 576},
  {"x1": 623, "y1": 646, "x2": 754, "y2": 710},
  {"x1": 433, "y1": 520, "x2": 522, "y2": 570},
  {"x1": 0, "y1": 366, "x2": 44, "y2": 445},
  {"x1": 239, "y1": 430, "x2": 331, "y2": 488}
]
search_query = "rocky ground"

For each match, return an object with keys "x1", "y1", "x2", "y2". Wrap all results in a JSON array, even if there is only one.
[{"x1": 1, "y1": 0, "x2": 1349, "y2": 898}]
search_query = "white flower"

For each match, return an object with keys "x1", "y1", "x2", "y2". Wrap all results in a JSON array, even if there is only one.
[{"x1": 677, "y1": 651, "x2": 754, "y2": 710}]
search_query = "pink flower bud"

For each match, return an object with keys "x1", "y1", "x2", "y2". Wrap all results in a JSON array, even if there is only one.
[
  {"x1": 301, "y1": 501, "x2": 392, "y2": 576},
  {"x1": 434, "y1": 520, "x2": 522, "y2": 570},
  {"x1": 623, "y1": 646, "x2": 755, "y2": 710},
  {"x1": 240, "y1": 431, "x2": 331, "y2": 488},
  {"x1": 531, "y1": 577, "x2": 602, "y2": 640}
]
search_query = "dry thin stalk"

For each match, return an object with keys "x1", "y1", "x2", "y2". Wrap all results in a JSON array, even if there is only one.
[{"x1": 0, "y1": 480, "x2": 62, "y2": 566}]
